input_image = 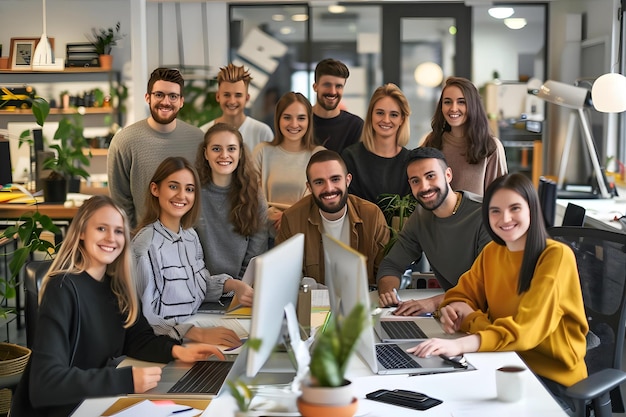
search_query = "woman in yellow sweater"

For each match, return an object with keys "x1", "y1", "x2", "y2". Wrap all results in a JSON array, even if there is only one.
[{"x1": 408, "y1": 173, "x2": 587, "y2": 406}]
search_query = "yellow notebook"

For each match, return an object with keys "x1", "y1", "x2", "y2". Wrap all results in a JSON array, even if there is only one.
[{"x1": 224, "y1": 294, "x2": 252, "y2": 317}]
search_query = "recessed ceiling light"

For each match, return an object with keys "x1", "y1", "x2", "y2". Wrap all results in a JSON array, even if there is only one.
[
  {"x1": 272, "y1": 14, "x2": 285, "y2": 22},
  {"x1": 488, "y1": 7, "x2": 514, "y2": 19},
  {"x1": 291, "y1": 14, "x2": 309, "y2": 22},
  {"x1": 280, "y1": 26, "x2": 294, "y2": 35},
  {"x1": 328, "y1": 5, "x2": 346, "y2": 14},
  {"x1": 504, "y1": 18, "x2": 527, "y2": 30}
]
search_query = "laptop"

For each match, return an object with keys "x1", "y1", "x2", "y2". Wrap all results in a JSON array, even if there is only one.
[
  {"x1": 197, "y1": 255, "x2": 257, "y2": 314},
  {"x1": 374, "y1": 317, "x2": 460, "y2": 343},
  {"x1": 322, "y1": 234, "x2": 474, "y2": 376}
]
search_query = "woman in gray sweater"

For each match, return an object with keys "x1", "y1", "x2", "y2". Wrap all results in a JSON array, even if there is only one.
[{"x1": 195, "y1": 123, "x2": 268, "y2": 280}]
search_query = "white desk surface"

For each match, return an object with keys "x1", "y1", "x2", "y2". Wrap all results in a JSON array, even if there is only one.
[
  {"x1": 556, "y1": 196, "x2": 626, "y2": 233},
  {"x1": 71, "y1": 289, "x2": 567, "y2": 417}
]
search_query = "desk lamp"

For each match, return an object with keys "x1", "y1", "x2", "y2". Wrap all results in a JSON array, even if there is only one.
[{"x1": 530, "y1": 80, "x2": 612, "y2": 199}]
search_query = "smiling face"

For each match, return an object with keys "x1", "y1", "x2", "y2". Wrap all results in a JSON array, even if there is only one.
[
  {"x1": 371, "y1": 96, "x2": 404, "y2": 142},
  {"x1": 407, "y1": 158, "x2": 452, "y2": 212},
  {"x1": 488, "y1": 188, "x2": 531, "y2": 251},
  {"x1": 204, "y1": 130, "x2": 241, "y2": 183},
  {"x1": 151, "y1": 168, "x2": 196, "y2": 231},
  {"x1": 313, "y1": 74, "x2": 346, "y2": 112},
  {"x1": 216, "y1": 80, "x2": 249, "y2": 118},
  {"x1": 79, "y1": 205, "x2": 125, "y2": 280},
  {"x1": 441, "y1": 85, "x2": 468, "y2": 135},
  {"x1": 307, "y1": 160, "x2": 352, "y2": 219},
  {"x1": 279, "y1": 101, "x2": 309, "y2": 146},
  {"x1": 146, "y1": 80, "x2": 184, "y2": 125}
]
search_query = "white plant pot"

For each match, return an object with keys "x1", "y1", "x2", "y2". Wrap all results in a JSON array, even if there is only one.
[{"x1": 300, "y1": 379, "x2": 353, "y2": 406}]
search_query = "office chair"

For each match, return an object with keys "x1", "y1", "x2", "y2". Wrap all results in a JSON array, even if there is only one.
[
  {"x1": 562, "y1": 203, "x2": 586, "y2": 227},
  {"x1": 539, "y1": 177, "x2": 557, "y2": 228},
  {"x1": 548, "y1": 226, "x2": 626, "y2": 417},
  {"x1": 24, "y1": 260, "x2": 52, "y2": 349}
]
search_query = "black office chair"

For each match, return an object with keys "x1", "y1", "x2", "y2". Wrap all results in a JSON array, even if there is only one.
[
  {"x1": 548, "y1": 226, "x2": 626, "y2": 417},
  {"x1": 24, "y1": 260, "x2": 52, "y2": 349},
  {"x1": 539, "y1": 176, "x2": 557, "y2": 228}
]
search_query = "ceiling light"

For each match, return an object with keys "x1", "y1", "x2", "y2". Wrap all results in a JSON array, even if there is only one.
[
  {"x1": 272, "y1": 14, "x2": 285, "y2": 22},
  {"x1": 280, "y1": 26, "x2": 294, "y2": 35},
  {"x1": 291, "y1": 14, "x2": 309, "y2": 22},
  {"x1": 488, "y1": 7, "x2": 514, "y2": 19},
  {"x1": 414, "y1": 62, "x2": 444, "y2": 88},
  {"x1": 592, "y1": 73, "x2": 626, "y2": 113},
  {"x1": 504, "y1": 18, "x2": 527, "y2": 30},
  {"x1": 328, "y1": 5, "x2": 346, "y2": 14}
]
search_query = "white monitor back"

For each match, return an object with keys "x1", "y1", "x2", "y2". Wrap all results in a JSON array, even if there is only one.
[
  {"x1": 321, "y1": 234, "x2": 378, "y2": 373},
  {"x1": 246, "y1": 233, "x2": 304, "y2": 377}
]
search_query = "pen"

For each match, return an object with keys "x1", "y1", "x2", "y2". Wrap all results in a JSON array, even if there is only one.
[
  {"x1": 393, "y1": 288, "x2": 402, "y2": 303},
  {"x1": 171, "y1": 407, "x2": 193, "y2": 414}
]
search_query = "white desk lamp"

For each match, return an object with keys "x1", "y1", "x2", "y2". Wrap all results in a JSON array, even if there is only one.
[{"x1": 531, "y1": 80, "x2": 612, "y2": 199}]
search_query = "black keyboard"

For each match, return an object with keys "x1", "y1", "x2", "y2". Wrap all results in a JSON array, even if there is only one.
[
  {"x1": 381, "y1": 320, "x2": 428, "y2": 339},
  {"x1": 376, "y1": 343, "x2": 421, "y2": 370},
  {"x1": 168, "y1": 360, "x2": 233, "y2": 394}
]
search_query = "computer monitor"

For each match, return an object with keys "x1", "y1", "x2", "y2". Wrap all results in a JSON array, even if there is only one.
[{"x1": 245, "y1": 233, "x2": 304, "y2": 377}]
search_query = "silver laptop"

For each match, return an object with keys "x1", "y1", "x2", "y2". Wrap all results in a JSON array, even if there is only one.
[
  {"x1": 374, "y1": 316, "x2": 459, "y2": 343},
  {"x1": 322, "y1": 234, "x2": 473, "y2": 376}
]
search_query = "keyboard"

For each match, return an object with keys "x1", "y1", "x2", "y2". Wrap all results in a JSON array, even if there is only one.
[
  {"x1": 376, "y1": 344, "x2": 421, "y2": 370},
  {"x1": 168, "y1": 360, "x2": 234, "y2": 394},
  {"x1": 381, "y1": 320, "x2": 428, "y2": 339}
]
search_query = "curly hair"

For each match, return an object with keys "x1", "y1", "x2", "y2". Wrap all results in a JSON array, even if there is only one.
[
  {"x1": 423, "y1": 76, "x2": 496, "y2": 164},
  {"x1": 361, "y1": 83, "x2": 411, "y2": 153},
  {"x1": 196, "y1": 123, "x2": 262, "y2": 236}
]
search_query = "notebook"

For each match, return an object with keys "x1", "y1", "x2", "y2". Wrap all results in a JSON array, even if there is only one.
[{"x1": 322, "y1": 234, "x2": 474, "y2": 376}]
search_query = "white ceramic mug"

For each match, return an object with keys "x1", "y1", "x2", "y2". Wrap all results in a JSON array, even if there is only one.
[{"x1": 496, "y1": 365, "x2": 527, "y2": 402}]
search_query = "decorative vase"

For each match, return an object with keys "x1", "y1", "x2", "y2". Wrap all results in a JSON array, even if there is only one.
[
  {"x1": 300, "y1": 379, "x2": 353, "y2": 406},
  {"x1": 0, "y1": 343, "x2": 31, "y2": 415},
  {"x1": 98, "y1": 54, "x2": 113, "y2": 70},
  {"x1": 297, "y1": 397, "x2": 358, "y2": 417},
  {"x1": 43, "y1": 176, "x2": 67, "y2": 203}
]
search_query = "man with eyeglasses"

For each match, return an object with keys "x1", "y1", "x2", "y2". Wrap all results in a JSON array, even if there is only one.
[
  {"x1": 200, "y1": 63, "x2": 273, "y2": 151},
  {"x1": 108, "y1": 67, "x2": 204, "y2": 228}
]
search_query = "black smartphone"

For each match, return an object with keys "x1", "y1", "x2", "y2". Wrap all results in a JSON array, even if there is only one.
[{"x1": 366, "y1": 389, "x2": 442, "y2": 410}]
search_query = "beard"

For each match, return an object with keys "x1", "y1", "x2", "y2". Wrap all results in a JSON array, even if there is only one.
[
  {"x1": 312, "y1": 189, "x2": 349, "y2": 214},
  {"x1": 316, "y1": 93, "x2": 340, "y2": 111},
  {"x1": 415, "y1": 185, "x2": 449, "y2": 211},
  {"x1": 150, "y1": 103, "x2": 179, "y2": 125}
]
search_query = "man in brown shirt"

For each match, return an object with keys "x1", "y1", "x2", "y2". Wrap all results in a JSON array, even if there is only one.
[{"x1": 276, "y1": 150, "x2": 389, "y2": 285}]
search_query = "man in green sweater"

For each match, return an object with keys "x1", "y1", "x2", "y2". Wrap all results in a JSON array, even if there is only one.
[{"x1": 107, "y1": 67, "x2": 204, "y2": 228}]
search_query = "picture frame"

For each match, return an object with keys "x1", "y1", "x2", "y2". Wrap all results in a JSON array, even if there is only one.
[{"x1": 9, "y1": 37, "x2": 56, "y2": 70}]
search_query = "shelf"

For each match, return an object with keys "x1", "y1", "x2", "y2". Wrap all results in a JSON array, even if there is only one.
[
  {"x1": 84, "y1": 148, "x2": 108, "y2": 157},
  {"x1": 0, "y1": 107, "x2": 114, "y2": 115},
  {"x1": 0, "y1": 68, "x2": 112, "y2": 74}
]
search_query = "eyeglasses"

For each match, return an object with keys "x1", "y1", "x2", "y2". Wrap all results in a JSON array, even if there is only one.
[{"x1": 150, "y1": 91, "x2": 181, "y2": 102}]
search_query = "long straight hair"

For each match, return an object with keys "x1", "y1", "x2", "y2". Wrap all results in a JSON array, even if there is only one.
[
  {"x1": 196, "y1": 123, "x2": 262, "y2": 236},
  {"x1": 423, "y1": 77, "x2": 496, "y2": 164},
  {"x1": 361, "y1": 83, "x2": 411, "y2": 153},
  {"x1": 271, "y1": 92, "x2": 317, "y2": 150},
  {"x1": 482, "y1": 173, "x2": 549, "y2": 294},
  {"x1": 135, "y1": 156, "x2": 201, "y2": 233},
  {"x1": 39, "y1": 195, "x2": 138, "y2": 327}
]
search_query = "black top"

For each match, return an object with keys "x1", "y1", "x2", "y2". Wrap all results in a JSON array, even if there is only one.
[
  {"x1": 26, "y1": 271, "x2": 178, "y2": 417},
  {"x1": 313, "y1": 110, "x2": 364, "y2": 154},
  {"x1": 342, "y1": 142, "x2": 411, "y2": 203}
]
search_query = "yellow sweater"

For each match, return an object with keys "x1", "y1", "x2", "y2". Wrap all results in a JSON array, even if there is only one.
[{"x1": 442, "y1": 240, "x2": 588, "y2": 386}]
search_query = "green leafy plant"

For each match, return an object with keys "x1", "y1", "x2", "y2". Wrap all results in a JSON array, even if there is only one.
[
  {"x1": 227, "y1": 379, "x2": 255, "y2": 412},
  {"x1": 308, "y1": 303, "x2": 367, "y2": 387},
  {"x1": 42, "y1": 115, "x2": 91, "y2": 181},
  {"x1": 86, "y1": 21, "x2": 125, "y2": 55},
  {"x1": 377, "y1": 193, "x2": 417, "y2": 254},
  {"x1": 177, "y1": 76, "x2": 221, "y2": 127}
]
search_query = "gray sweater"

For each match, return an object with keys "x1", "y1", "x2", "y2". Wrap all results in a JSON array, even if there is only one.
[
  {"x1": 196, "y1": 182, "x2": 268, "y2": 279},
  {"x1": 107, "y1": 119, "x2": 203, "y2": 228}
]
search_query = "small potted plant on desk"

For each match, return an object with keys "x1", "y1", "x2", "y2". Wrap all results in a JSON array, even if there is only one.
[
  {"x1": 86, "y1": 21, "x2": 125, "y2": 70},
  {"x1": 41, "y1": 115, "x2": 91, "y2": 202},
  {"x1": 298, "y1": 303, "x2": 367, "y2": 417}
]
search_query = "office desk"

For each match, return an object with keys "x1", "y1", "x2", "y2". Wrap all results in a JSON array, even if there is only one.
[
  {"x1": 70, "y1": 289, "x2": 567, "y2": 416},
  {"x1": 556, "y1": 197, "x2": 626, "y2": 233},
  {"x1": 0, "y1": 203, "x2": 79, "y2": 221}
]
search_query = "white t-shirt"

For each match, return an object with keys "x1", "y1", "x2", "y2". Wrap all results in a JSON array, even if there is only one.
[{"x1": 200, "y1": 116, "x2": 273, "y2": 152}]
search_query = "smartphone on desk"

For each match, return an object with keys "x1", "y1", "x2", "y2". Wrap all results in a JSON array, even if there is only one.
[{"x1": 366, "y1": 389, "x2": 442, "y2": 410}]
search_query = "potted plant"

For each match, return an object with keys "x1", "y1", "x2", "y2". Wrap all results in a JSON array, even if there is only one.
[
  {"x1": 41, "y1": 115, "x2": 91, "y2": 202},
  {"x1": 298, "y1": 303, "x2": 367, "y2": 417},
  {"x1": 377, "y1": 193, "x2": 417, "y2": 254},
  {"x1": 86, "y1": 21, "x2": 125, "y2": 70}
]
